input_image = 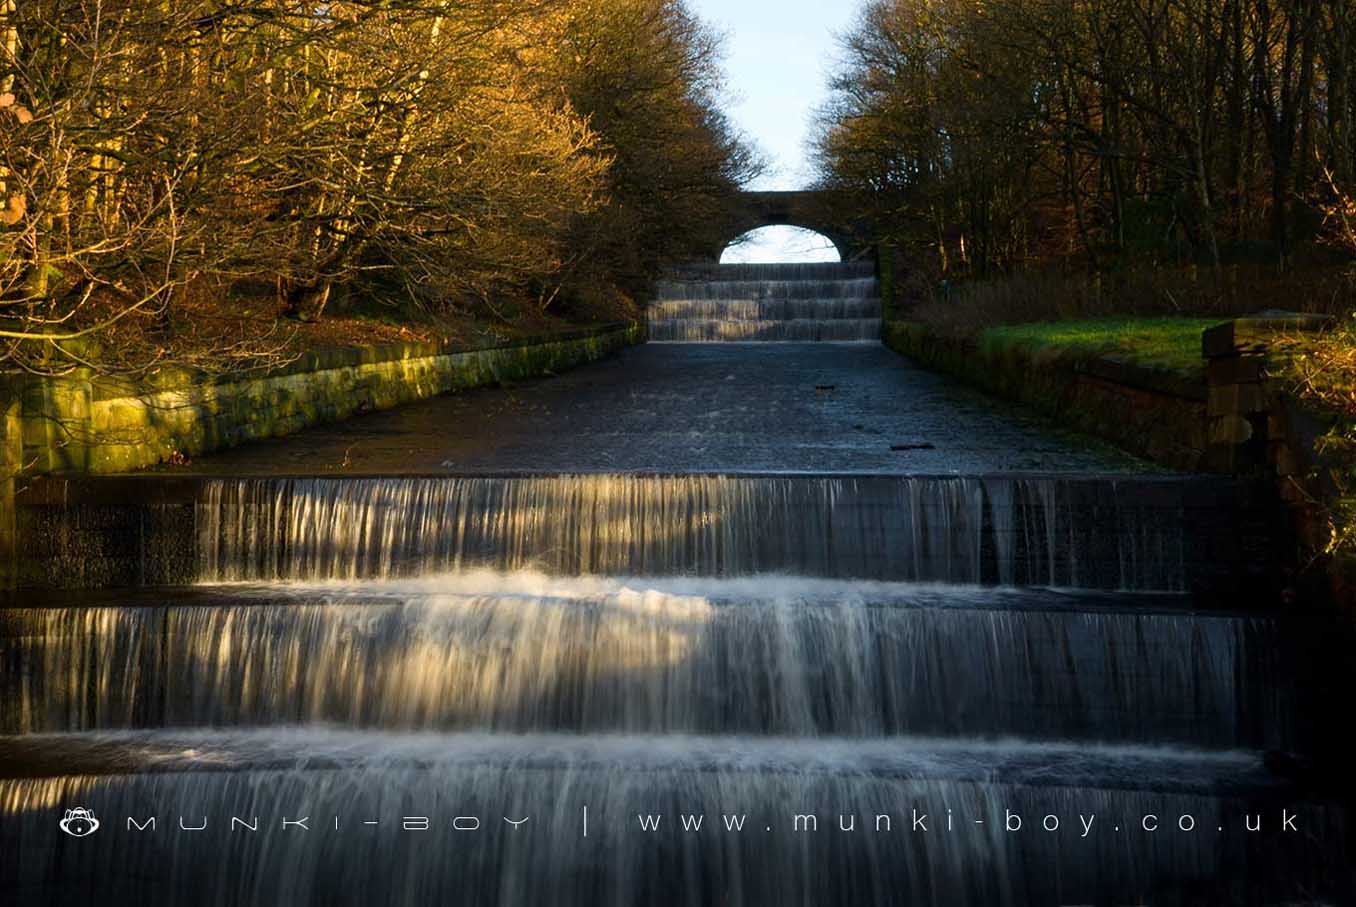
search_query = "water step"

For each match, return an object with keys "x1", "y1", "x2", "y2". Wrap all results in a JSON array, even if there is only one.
[
  {"x1": 667, "y1": 262, "x2": 877, "y2": 281},
  {"x1": 19, "y1": 474, "x2": 1278, "y2": 596},
  {"x1": 648, "y1": 319, "x2": 882, "y2": 342},
  {"x1": 652, "y1": 277, "x2": 879, "y2": 301},
  {"x1": 1, "y1": 731, "x2": 1344, "y2": 906},
  {"x1": 0, "y1": 729, "x2": 1290, "y2": 788},
  {"x1": 649, "y1": 299, "x2": 882, "y2": 320},
  {"x1": 182, "y1": 475, "x2": 1268, "y2": 594},
  {"x1": 0, "y1": 579, "x2": 1302, "y2": 747}
]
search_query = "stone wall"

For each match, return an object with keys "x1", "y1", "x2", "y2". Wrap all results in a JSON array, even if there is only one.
[
  {"x1": 0, "y1": 323, "x2": 642, "y2": 590},
  {"x1": 883, "y1": 322, "x2": 1209, "y2": 471},
  {"x1": 1200, "y1": 314, "x2": 1350, "y2": 604},
  {"x1": 886, "y1": 314, "x2": 1352, "y2": 606},
  {"x1": 1200, "y1": 314, "x2": 1335, "y2": 475},
  {"x1": 2, "y1": 323, "x2": 643, "y2": 477}
]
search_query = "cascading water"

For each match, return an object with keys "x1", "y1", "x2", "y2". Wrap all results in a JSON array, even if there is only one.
[
  {"x1": 2, "y1": 471, "x2": 1345, "y2": 900},
  {"x1": 1, "y1": 731, "x2": 1343, "y2": 906},
  {"x1": 2, "y1": 265, "x2": 1356, "y2": 905},
  {"x1": 193, "y1": 475, "x2": 1194, "y2": 590},
  {"x1": 648, "y1": 262, "x2": 882, "y2": 342},
  {"x1": 1, "y1": 481, "x2": 1349, "y2": 898},
  {"x1": 0, "y1": 576, "x2": 1294, "y2": 747}
]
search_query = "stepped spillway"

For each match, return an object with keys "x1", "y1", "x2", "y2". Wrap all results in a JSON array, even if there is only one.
[
  {"x1": 1, "y1": 579, "x2": 1297, "y2": 748},
  {"x1": 3, "y1": 311, "x2": 1351, "y2": 903},
  {"x1": 4, "y1": 470, "x2": 1350, "y2": 904},
  {"x1": 648, "y1": 261, "x2": 882, "y2": 342},
  {"x1": 4, "y1": 471, "x2": 1349, "y2": 904},
  {"x1": 194, "y1": 474, "x2": 1206, "y2": 589}
]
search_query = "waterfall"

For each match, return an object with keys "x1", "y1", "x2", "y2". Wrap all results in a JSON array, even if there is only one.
[
  {"x1": 0, "y1": 578, "x2": 1294, "y2": 747},
  {"x1": 1, "y1": 402, "x2": 1348, "y2": 898},
  {"x1": 649, "y1": 300, "x2": 881, "y2": 321},
  {"x1": 648, "y1": 263, "x2": 881, "y2": 343},
  {"x1": 193, "y1": 475, "x2": 1194, "y2": 590},
  {"x1": 667, "y1": 262, "x2": 877, "y2": 280}
]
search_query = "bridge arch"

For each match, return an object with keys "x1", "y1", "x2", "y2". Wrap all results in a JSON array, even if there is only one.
[
  {"x1": 721, "y1": 225, "x2": 842, "y2": 263},
  {"x1": 710, "y1": 191, "x2": 865, "y2": 263}
]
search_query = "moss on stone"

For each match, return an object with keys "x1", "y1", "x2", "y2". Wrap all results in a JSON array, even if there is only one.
[
  {"x1": 4, "y1": 322, "x2": 643, "y2": 478},
  {"x1": 884, "y1": 320, "x2": 1207, "y2": 471},
  {"x1": 982, "y1": 319, "x2": 1216, "y2": 375}
]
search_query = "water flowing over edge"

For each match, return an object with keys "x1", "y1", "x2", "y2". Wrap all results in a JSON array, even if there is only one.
[
  {"x1": 1, "y1": 731, "x2": 1344, "y2": 906},
  {"x1": 1, "y1": 575, "x2": 1293, "y2": 746},
  {"x1": 195, "y1": 475, "x2": 1191, "y2": 591}
]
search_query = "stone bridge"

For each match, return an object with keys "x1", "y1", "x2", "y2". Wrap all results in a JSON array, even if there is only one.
[{"x1": 714, "y1": 190, "x2": 872, "y2": 262}]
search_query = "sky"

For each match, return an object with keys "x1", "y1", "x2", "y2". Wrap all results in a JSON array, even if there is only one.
[{"x1": 687, "y1": 0, "x2": 860, "y2": 262}]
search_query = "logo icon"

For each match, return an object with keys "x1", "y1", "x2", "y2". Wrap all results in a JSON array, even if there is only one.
[{"x1": 59, "y1": 808, "x2": 100, "y2": 837}]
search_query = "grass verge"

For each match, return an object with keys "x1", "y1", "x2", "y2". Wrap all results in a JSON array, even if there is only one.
[{"x1": 980, "y1": 318, "x2": 1217, "y2": 374}]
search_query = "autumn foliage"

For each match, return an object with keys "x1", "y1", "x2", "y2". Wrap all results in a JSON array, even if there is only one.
[
  {"x1": 816, "y1": 0, "x2": 1356, "y2": 287},
  {"x1": 0, "y1": 0, "x2": 759, "y2": 373}
]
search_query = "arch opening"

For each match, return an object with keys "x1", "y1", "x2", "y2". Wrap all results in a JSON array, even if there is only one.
[{"x1": 720, "y1": 225, "x2": 842, "y2": 264}]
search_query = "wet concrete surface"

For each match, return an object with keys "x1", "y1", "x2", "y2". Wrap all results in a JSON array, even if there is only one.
[{"x1": 162, "y1": 343, "x2": 1149, "y2": 475}]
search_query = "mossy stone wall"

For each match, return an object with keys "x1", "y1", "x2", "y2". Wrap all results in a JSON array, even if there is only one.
[
  {"x1": 1, "y1": 323, "x2": 642, "y2": 480},
  {"x1": 887, "y1": 316, "x2": 1353, "y2": 608},
  {"x1": 883, "y1": 322, "x2": 1209, "y2": 471}
]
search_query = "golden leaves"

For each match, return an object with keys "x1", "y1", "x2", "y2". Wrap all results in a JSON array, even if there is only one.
[
  {"x1": 0, "y1": 194, "x2": 24, "y2": 226},
  {"x1": 0, "y1": 91, "x2": 33, "y2": 124}
]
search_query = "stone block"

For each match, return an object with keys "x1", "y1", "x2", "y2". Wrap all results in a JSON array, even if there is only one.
[
  {"x1": 1207, "y1": 382, "x2": 1265, "y2": 418},
  {"x1": 20, "y1": 375, "x2": 94, "y2": 473},
  {"x1": 1206, "y1": 354, "x2": 1265, "y2": 386},
  {"x1": 1208, "y1": 415, "x2": 1254, "y2": 445},
  {"x1": 1202, "y1": 312, "x2": 1335, "y2": 358}
]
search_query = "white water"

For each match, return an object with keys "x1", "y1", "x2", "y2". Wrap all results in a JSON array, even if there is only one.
[
  {"x1": 1, "y1": 573, "x2": 1290, "y2": 746},
  {"x1": 195, "y1": 475, "x2": 1189, "y2": 590},
  {"x1": 1, "y1": 438, "x2": 1346, "y2": 899},
  {"x1": 648, "y1": 263, "x2": 881, "y2": 342}
]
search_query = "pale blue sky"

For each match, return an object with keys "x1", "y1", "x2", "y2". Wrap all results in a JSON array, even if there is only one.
[{"x1": 689, "y1": 0, "x2": 859, "y2": 261}]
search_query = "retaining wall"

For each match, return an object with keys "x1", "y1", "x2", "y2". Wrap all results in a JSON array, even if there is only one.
[
  {"x1": 886, "y1": 315, "x2": 1351, "y2": 606},
  {"x1": 883, "y1": 322, "x2": 1209, "y2": 471},
  {"x1": 2, "y1": 323, "x2": 643, "y2": 477},
  {"x1": 0, "y1": 323, "x2": 644, "y2": 588},
  {"x1": 0, "y1": 396, "x2": 18, "y2": 590}
]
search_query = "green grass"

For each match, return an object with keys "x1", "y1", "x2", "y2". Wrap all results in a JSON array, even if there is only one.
[{"x1": 982, "y1": 317, "x2": 1219, "y2": 373}]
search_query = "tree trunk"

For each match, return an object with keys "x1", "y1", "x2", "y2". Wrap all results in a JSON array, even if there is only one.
[{"x1": 280, "y1": 278, "x2": 333, "y2": 323}]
